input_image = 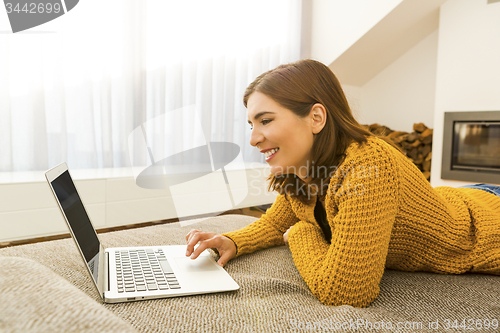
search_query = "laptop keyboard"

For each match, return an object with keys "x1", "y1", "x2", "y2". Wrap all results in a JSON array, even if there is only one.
[{"x1": 115, "y1": 248, "x2": 181, "y2": 293}]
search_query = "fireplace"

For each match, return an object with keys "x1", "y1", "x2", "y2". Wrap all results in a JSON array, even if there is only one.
[{"x1": 441, "y1": 111, "x2": 500, "y2": 184}]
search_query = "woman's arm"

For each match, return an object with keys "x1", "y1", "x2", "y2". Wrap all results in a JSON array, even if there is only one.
[
  {"x1": 185, "y1": 193, "x2": 299, "y2": 266},
  {"x1": 222, "y1": 194, "x2": 300, "y2": 257},
  {"x1": 287, "y1": 144, "x2": 399, "y2": 307}
]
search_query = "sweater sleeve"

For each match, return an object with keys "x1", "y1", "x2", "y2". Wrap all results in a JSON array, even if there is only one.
[
  {"x1": 222, "y1": 194, "x2": 300, "y2": 257},
  {"x1": 287, "y1": 143, "x2": 399, "y2": 307}
]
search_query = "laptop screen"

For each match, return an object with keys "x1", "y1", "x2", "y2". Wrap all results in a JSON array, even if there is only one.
[{"x1": 50, "y1": 170, "x2": 100, "y2": 281}]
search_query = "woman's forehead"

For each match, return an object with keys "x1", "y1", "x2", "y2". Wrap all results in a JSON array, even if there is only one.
[
  {"x1": 247, "y1": 92, "x2": 288, "y2": 115},
  {"x1": 247, "y1": 91, "x2": 274, "y2": 109}
]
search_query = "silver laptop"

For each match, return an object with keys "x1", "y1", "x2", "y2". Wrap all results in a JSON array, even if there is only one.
[{"x1": 45, "y1": 162, "x2": 239, "y2": 303}]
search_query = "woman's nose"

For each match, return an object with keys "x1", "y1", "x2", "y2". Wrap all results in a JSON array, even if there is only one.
[{"x1": 249, "y1": 127, "x2": 264, "y2": 147}]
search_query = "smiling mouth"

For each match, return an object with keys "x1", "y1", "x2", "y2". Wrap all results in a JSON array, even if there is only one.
[{"x1": 264, "y1": 148, "x2": 279, "y2": 161}]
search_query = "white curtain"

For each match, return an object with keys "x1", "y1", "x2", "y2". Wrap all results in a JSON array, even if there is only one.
[{"x1": 0, "y1": 0, "x2": 302, "y2": 172}]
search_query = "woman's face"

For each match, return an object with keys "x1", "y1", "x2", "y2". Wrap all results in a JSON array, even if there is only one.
[{"x1": 247, "y1": 91, "x2": 315, "y2": 180}]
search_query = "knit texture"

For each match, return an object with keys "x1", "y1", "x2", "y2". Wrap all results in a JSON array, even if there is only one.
[{"x1": 223, "y1": 136, "x2": 500, "y2": 308}]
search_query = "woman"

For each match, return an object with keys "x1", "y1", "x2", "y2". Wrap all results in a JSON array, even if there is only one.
[{"x1": 185, "y1": 59, "x2": 500, "y2": 308}]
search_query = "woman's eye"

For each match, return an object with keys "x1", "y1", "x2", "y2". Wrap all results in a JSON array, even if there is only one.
[{"x1": 249, "y1": 119, "x2": 272, "y2": 130}]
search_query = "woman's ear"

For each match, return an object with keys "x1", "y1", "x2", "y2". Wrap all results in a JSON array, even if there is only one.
[{"x1": 310, "y1": 103, "x2": 327, "y2": 134}]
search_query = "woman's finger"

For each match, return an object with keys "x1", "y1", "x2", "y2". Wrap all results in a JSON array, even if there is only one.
[
  {"x1": 189, "y1": 236, "x2": 220, "y2": 260},
  {"x1": 283, "y1": 226, "x2": 293, "y2": 246},
  {"x1": 185, "y1": 229, "x2": 201, "y2": 246},
  {"x1": 185, "y1": 231, "x2": 218, "y2": 257},
  {"x1": 185, "y1": 229, "x2": 199, "y2": 242},
  {"x1": 186, "y1": 231, "x2": 211, "y2": 256},
  {"x1": 217, "y1": 249, "x2": 233, "y2": 267}
]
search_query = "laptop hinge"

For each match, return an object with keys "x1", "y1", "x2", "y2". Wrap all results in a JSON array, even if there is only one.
[{"x1": 105, "y1": 251, "x2": 110, "y2": 293}]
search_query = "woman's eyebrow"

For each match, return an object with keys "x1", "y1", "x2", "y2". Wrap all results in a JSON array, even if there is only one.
[{"x1": 247, "y1": 111, "x2": 276, "y2": 125}]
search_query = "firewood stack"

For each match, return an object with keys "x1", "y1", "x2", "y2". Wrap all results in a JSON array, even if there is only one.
[{"x1": 362, "y1": 123, "x2": 433, "y2": 181}]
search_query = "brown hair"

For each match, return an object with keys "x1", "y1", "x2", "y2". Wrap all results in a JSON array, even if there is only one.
[{"x1": 244, "y1": 59, "x2": 392, "y2": 201}]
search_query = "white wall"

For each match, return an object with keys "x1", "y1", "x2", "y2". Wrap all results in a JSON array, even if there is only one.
[
  {"x1": 342, "y1": 84, "x2": 365, "y2": 123},
  {"x1": 358, "y1": 30, "x2": 438, "y2": 132},
  {"x1": 0, "y1": 165, "x2": 276, "y2": 243},
  {"x1": 342, "y1": 29, "x2": 438, "y2": 133},
  {"x1": 311, "y1": 0, "x2": 403, "y2": 65},
  {"x1": 431, "y1": 0, "x2": 500, "y2": 187}
]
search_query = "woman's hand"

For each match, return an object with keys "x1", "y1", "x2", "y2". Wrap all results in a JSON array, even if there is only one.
[
  {"x1": 185, "y1": 229, "x2": 237, "y2": 267},
  {"x1": 283, "y1": 226, "x2": 293, "y2": 246}
]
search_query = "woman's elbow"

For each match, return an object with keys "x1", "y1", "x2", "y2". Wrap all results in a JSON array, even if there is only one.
[{"x1": 311, "y1": 283, "x2": 380, "y2": 308}]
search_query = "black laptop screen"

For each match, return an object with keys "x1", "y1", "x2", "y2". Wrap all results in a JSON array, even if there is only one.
[{"x1": 51, "y1": 170, "x2": 100, "y2": 264}]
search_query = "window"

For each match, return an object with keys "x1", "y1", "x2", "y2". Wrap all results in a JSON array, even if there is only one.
[{"x1": 0, "y1": 0, "x2": 302, "y2": 172}]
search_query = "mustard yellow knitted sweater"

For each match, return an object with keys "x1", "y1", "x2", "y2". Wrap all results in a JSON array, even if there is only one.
[{"x1": 222, "y1": 136, "x2": 500, "y2": 308}]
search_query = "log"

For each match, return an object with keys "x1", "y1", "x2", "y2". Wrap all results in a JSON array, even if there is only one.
[
  {"x1": 406, "y1": 132, "x2": 419, "y2": 143},
  {"x1": 422, "y1": 160, "x2": 431, "y2": 172},
  {"x1": 388, "y1": 131, "x2": 408, "y2": 139},
  {"x1": 413, "y1": 123, "x2": 428, "y2": 133},
  {"x1": 421, "y1": 144, "x2": 432, "y2": 160},
  {"x1": 410, "y1": 139, "x2": 422, "y2": 148}
]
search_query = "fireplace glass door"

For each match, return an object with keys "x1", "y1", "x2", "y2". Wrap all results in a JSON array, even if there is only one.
[
  {"x1": 442, "y1": 111, "x2": 500, "y2": 184},
  {"x1": 452, "y1": 122, "x2": 500, "y2": 171}
]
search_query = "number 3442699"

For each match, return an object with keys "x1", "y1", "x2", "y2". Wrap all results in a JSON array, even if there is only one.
[{"x1": 5, "y1": 2, "x2": 62, "y2": 14}]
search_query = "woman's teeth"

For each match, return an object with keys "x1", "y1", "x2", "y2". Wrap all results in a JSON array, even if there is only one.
[{"x1": 264, "y1": 148, "x2": 279, "y2": 159}]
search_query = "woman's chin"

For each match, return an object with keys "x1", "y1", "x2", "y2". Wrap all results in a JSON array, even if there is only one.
[{"x1": 269, "y1": 165, "x2": 285, "y2": 177}]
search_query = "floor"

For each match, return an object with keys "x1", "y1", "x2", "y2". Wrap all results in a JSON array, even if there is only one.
[{"x1": 0, "y1": 205, "x2": 268, "y2": 248}]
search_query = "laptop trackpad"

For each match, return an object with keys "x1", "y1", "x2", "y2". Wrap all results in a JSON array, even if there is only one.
[{"x1": 174, "y1": 256, "x2": 220, "y2": 273}]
